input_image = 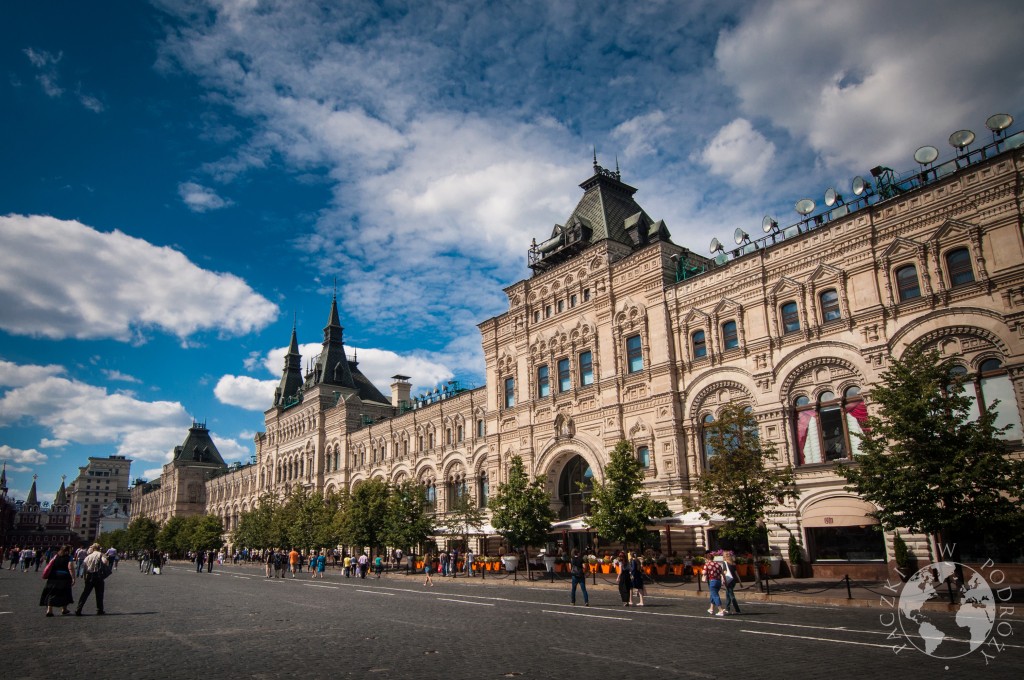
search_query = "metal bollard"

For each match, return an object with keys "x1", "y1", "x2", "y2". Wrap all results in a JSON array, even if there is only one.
[{"x1": 845, "y1": 574, "x2": 853, "y2": 599}]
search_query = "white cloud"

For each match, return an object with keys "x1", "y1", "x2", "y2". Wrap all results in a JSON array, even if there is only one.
[
  {"x1": 0, "y1": 371, "x2": 192, "y2": 459},
  {"x1": 0, "y1": 359, "x2": 65, "y2": 387},
  {"x1": 214, "y1": 375, "x2": 276, "y2": 411},
  {"x1": 79, "y1": 93, "x2": 105, "y2": 113},
  {"x1": 23, "y1": 47, "x2": 61, "y2": 69},
  {"x1": 715, "y1": 0, "x2": 1024, "y2": 172},
  {"x1": 212, "y1": 433, "x2": 253, "y2": 463},
  {"x1": 102, "y1": 369, "x2": 141, "y2": 383},
  {"x1": 0, "y1": 444, "x2": 48, "y2": 465},
  {"x1": 178, "y1": 181, "x2": 232, "y2": 212},
  {"x1": 612, "y1": 111, "x2": 672, "y2": 159},
  {"x1": 0, "y1": 214, "x2": 278, "y2": 343},
  {"x1": 141, "y1": 468, "x2": 164, "y2": 481},
  {"x1": 700, "y1": 118, "x2": 776, "y2": 188},
  {"x1": 38, "y1": 438, "x2": 68, "y2": 449}
]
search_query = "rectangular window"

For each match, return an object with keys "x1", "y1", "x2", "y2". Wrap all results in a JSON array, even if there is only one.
[
  {"x1": 692, "y1": 330, "x2": 707, "y2": 358},
  {"x1": 533, "y1": 311, "x2": 540, "y2": 323},
  {"x1": 557, "y1": 300, "x2": 565, "y2": 313},
  {"x1": 545, "y1": 305, "x2": 552, "y2": 318},
  {"x1": 722, "y1": 321, "x2": 739, "y2": 349},
  {"x1": 477, "y1": 419, "x2": 485, "y2": 437},
  {"x1": 504, "y1": 377, "x2": 515, "y2": 408},
  {"x1": 637, "y1": 446, "x2": 651, "y2": 468},
  {"x1": 570, "y1": 294, "x2": 577, "y2": 307},
  {"x1": 781, "y1": 302, "x2": 800, "y2": 334},
  {"x1": 583, "y1": 289, "x2": 590, "y2": 302},
  {"x1": 537, "y1": 365, "x2": 550, "y2": 398},
  {"x1": 557, "y1": 358, "x2": 571, "y2": 393},
  {"x1": 626, "y1": 335, "x2": 643, "y2": 373},
  {"x1": 820, "y1": 290, "x2": 841, "y2": 322},
  {"x1": 579, "y1": 351, "x2": 593, "y2": 386}
]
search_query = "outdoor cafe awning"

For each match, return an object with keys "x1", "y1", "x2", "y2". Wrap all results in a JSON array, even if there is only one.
[
  {"x1": 551, "y1": 515, "x2": 589, "y2": 531},
  {"x1": 433, "y1": 522, "x2": 498, "y2": 535},
  {"x1": 651, "y1": 511, "x2": 730, "y2": 527}
]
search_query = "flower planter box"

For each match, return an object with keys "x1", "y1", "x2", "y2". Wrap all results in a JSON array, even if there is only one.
[
  {"x1": 672, "y1": 565, "x2": 684, "y2": 576},
  {"x1": 601, "y1": 564, "x2": 611, "y2": 574},
  {"x1": 656, "y1": 564, "x2": 668, "y2": 576},
  {"x1": 736, "y1": 563, "x2": 750, "y2": 577},
  {"x1": 692, "y1": 566, "x2": 703, "y2": 576},
  {"x1": 642, "y1": 565, "x2": 653, "y2": 575}
]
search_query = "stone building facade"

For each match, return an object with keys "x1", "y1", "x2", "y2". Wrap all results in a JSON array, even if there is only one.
[
  {"x1": 67, "y1": 455, "x2": 131, "y2": 543},
  {"x1": 133, "y1": 132, "x2": 1024, "y2": 578}
]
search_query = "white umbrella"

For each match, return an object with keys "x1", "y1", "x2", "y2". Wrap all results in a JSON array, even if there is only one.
[
  {"x1": 653, "y1": 511, "x2": 729, "y2": 527},
  {"x1": 551, "y1": 515, "x2": 589, "y2": 531}
]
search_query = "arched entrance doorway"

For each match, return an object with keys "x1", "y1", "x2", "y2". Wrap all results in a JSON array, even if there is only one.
[{"x1": 557, "y1": 455, "x2": 593, "y2": 520}]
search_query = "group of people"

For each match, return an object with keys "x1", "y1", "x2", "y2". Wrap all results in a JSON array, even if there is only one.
[
  {"x1": 7, "y1": 546, "x2": 47, "y2": 572},
  {"x1": 38, "y1": 543, "x2": 112, "y2": 617},
  {"x1": 701, "y1": 551, "x2": 742, "y2": 616}
]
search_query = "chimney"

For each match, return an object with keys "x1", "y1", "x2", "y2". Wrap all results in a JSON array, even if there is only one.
[{"x1": 390, "y1": 375, "x2": 412, "y2": 408}]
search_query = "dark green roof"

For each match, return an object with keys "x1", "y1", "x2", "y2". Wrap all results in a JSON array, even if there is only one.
[{"x1": 172, "y1": 423, "x2": 227, "y2": 467}]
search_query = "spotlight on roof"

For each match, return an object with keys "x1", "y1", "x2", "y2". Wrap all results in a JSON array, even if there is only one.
[
  {"x1": 986, "y1": 113, "x2": 1013, "y2": 142},
  {"x1": 824, "y1": 188, "x2": 844, "y2": 207},
  {"x1": 852, "y1": 175, "x2": 870, "y2": 196},
  {"x1": 948, "y1": 129, "x2": 975, "y2": 155},
  {"x1": 709, "y1": 237, "x2": 724, "y2": 254},
  {"x1": 795, "y1": 198, "x2": 815, "y2": 217},
  {"x1": 733, "y1": 227, "x2": 750, "y2": 245},
  {"x1": 913, "y1": 145, "x2": 939, "y2": 168},
  {"x1": 762, "y1": 215, "x2": 778, "y2": 233}
]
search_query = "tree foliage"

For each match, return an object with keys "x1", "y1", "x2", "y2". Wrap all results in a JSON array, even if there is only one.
[
  {"x1": 836, "y1": 348, "x2": 1024, "y2": 549},
  {"x1": 156, "y1": 515, "x2": 188, "y2": 555},
  {"x1": 490, "y1": 455, "x2": 556, "y2": 552},
  {"x1": 182, "y1": 514, "x2": 225, "y2": 552},
  {"x1": 338, "y1": 478, "x2": 390, "y2": 552},
  {"x1": 440, "y1": 493, "x2": 487, "y2": 551},
  {"x1": 125, "y1": 516, "x2": 160, "y2": 551},
  {"x1": 383, "y1": 480, "x2": 432, "y2": 554},
  {"x1": 233, "y1": 494, "x2": 280, "y2": 550},
  {"x1": 586, "y1": 441, "x2": 670, "y2": 549},
  {"x1": 691, "y1": 403, "x2": 799, "y2": 551}
]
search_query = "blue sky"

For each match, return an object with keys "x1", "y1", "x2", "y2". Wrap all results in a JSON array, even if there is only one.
[{"x1": 2, "y1": 0, "x2": 1022, "y2": 505}]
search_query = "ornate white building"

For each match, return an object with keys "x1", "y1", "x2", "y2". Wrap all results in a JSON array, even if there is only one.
[{"x1": 133, "y1": 127, "x2": 1024, "y2": 578}]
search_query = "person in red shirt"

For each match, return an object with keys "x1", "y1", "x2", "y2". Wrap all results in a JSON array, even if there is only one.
[{"x1": 703, "y1": 554, "x2": 725, "y2": 616}]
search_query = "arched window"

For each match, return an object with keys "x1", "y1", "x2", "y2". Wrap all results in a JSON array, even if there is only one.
[
  {"x1": 626, "y1": 334, "x2": 644, "y2": 372},
  {"x1": 558, "y1": 456, "x2": 593, "y2": 520},
  {"x1": 896, "y1": 265, "x2": 921, "y2": 301},
  {"x1": 781, "y1": 301, "x2": 800, "y2": 334},
  {"x1": 700, "y1": 414, "x2": 716, "y2": 463},
  {"x1": 637, "y1": 445, "x2": 651, "y2": 468},
  {"x1": 691, "y1": 330, "x2": 707, "y2": 358},
  {"x1": 478, "y1": 472, "x2": 489, "y2": 508},
  {"x1": 477, "y1": 419, "x2": 485, "y2": 437},
  {"x1": 794, "y1": 387, "x2": 867, "y2": 465},
  {"x1": 504, "y1": 377, "x2": 515, "y2": 408},
  {"x1": 537, "y1": 365, "x2": 550, "y2": 398},
  {"x1": 722, "y1": 321, "x2": 739, "y2": 349},
  {"x1": 819, "y1": 289, "x2": 841, "y2": 322},
  {"x1": 946, "y1": 248, "x2": 974, "y2": 287},
  {"x1": 424, "y1": 482, "x2": 436, "y2": 510},
  {"x1": 457, "y1": 425, "x2": 464, "y2": 443},
  {"x1": 956, "y1": 359, "x2": 1022, "y2": 440}
]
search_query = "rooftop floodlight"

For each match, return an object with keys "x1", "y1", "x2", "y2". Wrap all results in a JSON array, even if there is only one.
[
  {"x1": 824, "y1": 187, "x2": 844, "y2": 207},
  {"x1": 795, "y1": 198, "x2": 815, "y2": 216},
  {"x1": 913, "y1": 145, "x2": 939, "y2": 167},
  {"x1": 948, "y1": 129, "x2": 975, "y2": 155},
  {"x1": 985, "y1": 113, "x2": 1013, "y2": 138},
  {"x1": 733, "y1": 227, "x2": 750, "y2": 245},
  {"x1": 852, "y1": 175, "x2": 869, "y2": 196},
  {"x1": 870, "y1": 166, "x2": 891, "y2": 178},
  {"x1": 709, "y1": 237, "x2": 724, "y2": 254},
  {"x1": 762, "y1": 215, "x2": 779, "y2": 233}
]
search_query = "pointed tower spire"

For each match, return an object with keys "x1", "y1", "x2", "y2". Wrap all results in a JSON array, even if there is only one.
[
  {"x1": 25, "y1": 474, "x2": 38, "y2": 507},
  {"x1": 310, "y1": 294, "x2": 355, "y2": 388},
  {"x1": 0, "y1": 461, "x2": 7, "y2": 495},
  {"x1": 275, "y1": 321, "x2": 304, "y2": 407},
  {"x1": 54, "y1": 476, "x2": 68, "y2": 506},
  {"x1": 593, "y1": 146, "x2": 598, "y2": 172}
]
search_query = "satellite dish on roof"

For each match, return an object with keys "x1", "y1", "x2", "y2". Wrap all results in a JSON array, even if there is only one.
[
  {"x1": 795, "y1": 198, "x2": 815, "y2": 216},
  {"x1": 733, "y1": 227, "x2": 749, "y2": 245},
  {"x1": 824, "y1": 188, "x2": 844, "y2": 207},
  {"x1": 709, "y1": 237, "x2": 723, "y2": 253},
  {"x1": 852, "y1": 176, "x2": 869, "y2": 196},
  {"x1": 762, "y1": 215, "x2": 778, "y2": 233},
  {"x1": 948, "y1": 129, "x2": 975, "y2": 151},
  {"x1": 986, "y1": 113, "x2": 1013, "y2": 133},
  {"x1": 913, "y1": 145, "x2": 939, "y2": 165}
]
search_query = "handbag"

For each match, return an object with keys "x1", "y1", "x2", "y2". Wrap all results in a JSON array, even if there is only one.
[{"x1": 41, "y1": 557, "x2": 56, "y2": 580}]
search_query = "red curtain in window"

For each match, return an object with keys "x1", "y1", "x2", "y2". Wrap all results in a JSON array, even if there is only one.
[{"x1": 795, "y1": 410, "x2": 817, "y2": 465}]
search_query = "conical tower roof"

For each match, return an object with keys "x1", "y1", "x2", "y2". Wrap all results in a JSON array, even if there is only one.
[
  {"x1": 171, "y1": 422, "x2": 227, "y2": 467},
  {"x1": 309, "y1": 295, "x2": 356, "y2": 390},
  {"x1": 274, "y1": 324, "x2": 304, "y2": 407},
  {"x1": 25, "y1": 477, "x2": 38, "y2": 507},
  {"x1": 54, "y1": 479, "x2": 67, "y2": 506}
]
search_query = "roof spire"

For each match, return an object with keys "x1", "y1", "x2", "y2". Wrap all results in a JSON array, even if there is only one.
[
  {"x1": 593, "y1": 146, "x2": 598, "y2": 172},
  {"x1": 25, "y1": 474, "x2": 38, "y2": 507}
]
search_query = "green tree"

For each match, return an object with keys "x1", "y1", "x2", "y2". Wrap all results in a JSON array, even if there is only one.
[
  {"x1": 279, "y1": 485, "x2": 337, "y2": 551},
  {"x1": 691, "y1": 403, "x2": 799, "y2": 585},
  {"x1": 338, "y1": 478, "x2": 390, "y2": 554},
  {"x1": 182, "y1": 514, "x2": 225, "y2": 552},
  {"x1": 490, "y1": 455, "x2": 556, "y2": 576},
  {"x1": 383, "y1": 480, "x2": 432, "y2": 556},
  {"x1": 836, "y1": 348, "x2": 1024, "y2": 564},
  {"x1": 586, "y1": 441, "x2": 670, "y2": 550},
  {"x1": 125, "y1": 516, "x2": 160, "y2": 551},
  {"x1": 440, "y1": 493, "x2": 487, "y2": 554},
  {"x1": 97, "y1": 529, "x2": 127, "y2": 551},
  {"x1": 232, "y1": 494, "x2": 279, "y2": 550},
  {"x1": 156, "y1": 516, "x2": 188, "y2": 556}
]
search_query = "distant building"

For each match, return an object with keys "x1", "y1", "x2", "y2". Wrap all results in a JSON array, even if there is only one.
[
  {"x1": 95, "y1": 499, "x2": 130, "y2": 538},
  {"x1": 67, "y1": 456, "x2": 131, "y2": 543},
  {"x1": 3, "y1": 473, "x2": 75, "y2": 550}
]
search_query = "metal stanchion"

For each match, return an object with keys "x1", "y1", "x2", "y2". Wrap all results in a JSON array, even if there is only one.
[{"x1": 845, "y1": 574, "x2": 853, "y2": 599}]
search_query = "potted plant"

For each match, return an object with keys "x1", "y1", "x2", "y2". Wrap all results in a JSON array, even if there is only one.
[
  {"x1": 892, "y1": 531, "x2": 914, "y2": 581},
  {"x1": 692, "y1": 555, "x2": 705, "y2": 576},
  {"x1": 788, "y1": 535, "x2": 804, "y2": 578},
  {"x1": 501, "y1": 552, "x2": 520, "y2": 573},
  {"x1": 655, "y1": 554, "x2": 669, "y2": 576}
]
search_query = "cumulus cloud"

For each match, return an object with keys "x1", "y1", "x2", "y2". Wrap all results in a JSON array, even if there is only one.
[
  {"x1": 178, "y1": 181, "x2": 232, "y2": 212},
  {"x1": 0, "y1": 359, "x2": 65, "y2": 387},
  {"x1": 715, "y1": 0, "x2": 1024, "y2": 172},
  {"x1": 214, "y1": 375, "x2": 276, "y2": 411},
  {"x1": 0, "y1": 366, "x2": 193, "y2": 462},
  {"x1": 0, "y1": 444, "x2": 48, "y2": 465},
  {"x1": 212, "y1": 434, "x2": 253, "y2": 463},
  {"x1": 102, "y1": 369, "x2": 141, "y2": 383},
  {"x1": 700, "y1": 118, "x2": 776, "y2": 188},
  {"x1": 39, "y1": 438, "x2": 68, "y2": 449},
  {"x1": 0, "y1": 214, "x2": 278, "y2": 343}
]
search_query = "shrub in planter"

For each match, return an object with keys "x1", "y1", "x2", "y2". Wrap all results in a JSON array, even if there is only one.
[
  {"x1": 893, "y1": 532, "x2": 914, "y2": 579},
  {"x1": 788, "y1": 535, "x2": 804, "y2": 578}
]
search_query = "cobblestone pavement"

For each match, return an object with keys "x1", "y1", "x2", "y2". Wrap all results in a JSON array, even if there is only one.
[{"x1": 2, "y1": 562, "x2": 1020, "y2": 679}]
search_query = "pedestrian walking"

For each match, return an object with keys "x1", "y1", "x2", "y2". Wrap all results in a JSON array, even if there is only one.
[
  {"x1": 629, "y1": 552, "x2": 646, "y2": 606},
  {"x1": 151, "y1": 549, "x2": 162, "y2": 575},
  {"x1": 422, "y1": 553, "x2": 434, "y2": 586},
  {"x1": 314, "y1": 551, "x2": 326, "y2": 579},
  {"x1": 464, "y1": 548, "x2": 474, "y2": 577},
  {"x1": 615, "y1": 551, "x2": 632, "y2": 606},
  {"x1": 265, "y1": 549, "x2": 275, "y2": 578},
  {"x1": 357, "y1": 552, "x2": 369, "y2": 579},
  {"x1": 569, "y1": 549, "x2": 589, "y2": 606},
  {"x1": 75, "y1": 543, "x2": 109, "y2": 616},
  {"x1": 39, "y1": 545, "x2": 75, "y2": 617},
  {"x1": 374, "y1": 553, "x2": 384, "y2": 578},
  {"x1": 342, "y1": 554, "x2": 351, "y2": 577},
  {"x1": 288, "y1": 547, "x2": 300, "y2": 577},
  {"x1": 703, "y1": 553, "x2": 725, "y2": 616},
  {"x1": 195, "y1": 551, "x2": 204, "y2": 573},
  {"x1": 206, "y1": 549, "x2": 215, "y2": 573},
  {"x1": 723, "y1": 552, "x2": 741, "y2": 615}
]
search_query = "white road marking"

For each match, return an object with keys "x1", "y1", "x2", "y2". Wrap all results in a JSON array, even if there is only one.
[
  {"x1": 436, "y1": 598, "x2": 494, "y2": 606},
  {"x1": 740, "y1": 629, "x2": 896, "y2": 649},
  {"x1": 357, "y1": 590, "x2": 394, "y2": 596},
  {"x1": 305, "y1": 584, "x2": 339, "y2": 590},
  {"x1": 543, "y1": 609, "x2": 631, "y2": 621}
]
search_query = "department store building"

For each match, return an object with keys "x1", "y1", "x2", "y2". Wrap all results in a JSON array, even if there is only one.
[{"x1": 134, "y1": 124, "x2": 1024, "y2": 579}]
